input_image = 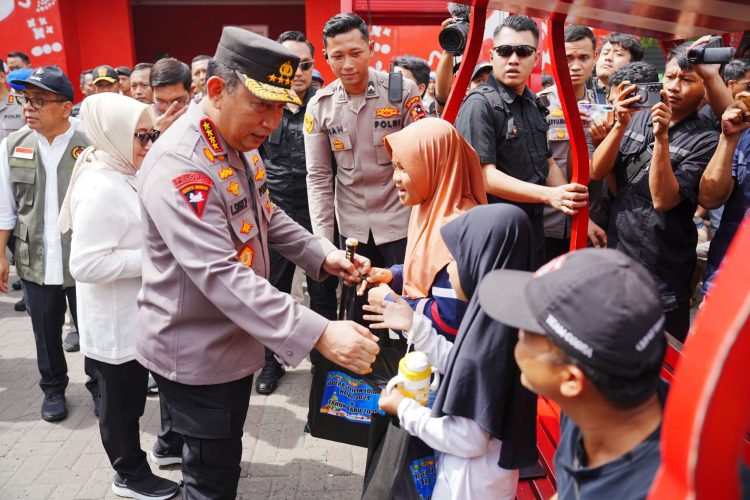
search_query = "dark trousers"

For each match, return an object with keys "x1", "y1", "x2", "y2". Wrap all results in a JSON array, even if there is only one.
[
  {"x1": 22, "y1": 280, "x2": 98, "y2": 397},
  {"x1": 264, "y1": 248, "x2": 339, "y2": 368},
  {"x1": 341, "y1": 232, "x2": 407, "y2": 325},
  {"x1": 153, "y1": 373, "x2": 253, "y2": 499},
  {"x1": 92, "y1": 358, "x2": 152, "y2": 480},
  {"x1": 665, "y1": 296, "x2": 691, "y2": 343},
  {"x1": 544, "y1": 237, "x2": 570, "y2": 263}
]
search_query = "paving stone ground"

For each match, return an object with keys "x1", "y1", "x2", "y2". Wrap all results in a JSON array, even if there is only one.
[{"x1": 0, "y1": 267, "x2": 366, "y2": 500}]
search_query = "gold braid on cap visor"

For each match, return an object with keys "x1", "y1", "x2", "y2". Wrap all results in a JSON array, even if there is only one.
[{"x1": 240, "y1": 73, "x2": 301, "y2": 105}]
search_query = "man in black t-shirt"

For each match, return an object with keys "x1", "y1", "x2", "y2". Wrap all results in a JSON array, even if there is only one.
[
  {"x1": 591, "y1": 42, "x2": 722, "y2": 341},
  {"x1": 478, "y1": 248, "x2": 667, "y2": 500},
  {"x1": 454, "y1": 14, "x2": 587, "y2": 262}
]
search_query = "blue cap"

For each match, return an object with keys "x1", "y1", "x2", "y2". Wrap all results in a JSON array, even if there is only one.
[
  {"x1": 6, "y1": 68, "x2": 32, "y2": 92},
  {"x1": 311, "y1": 69, "x2": 324, "y2": 83}
]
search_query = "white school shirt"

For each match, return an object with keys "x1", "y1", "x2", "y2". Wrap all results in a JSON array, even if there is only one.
[
  {"x1": 68, "y1": 163, "x2": 142, "y2": 363},
  {"x1": 396, "y1": 313, "x2": 519, "y2": 500},
  {"x1": 0, "y1": 124, "x2": 75, "y2": 284}
]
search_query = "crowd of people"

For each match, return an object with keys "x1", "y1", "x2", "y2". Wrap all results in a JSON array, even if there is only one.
[{"x1": 0, "y1": 10, "x2": 748, "y2": 500}]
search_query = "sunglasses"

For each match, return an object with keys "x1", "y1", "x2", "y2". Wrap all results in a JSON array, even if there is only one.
[
  {"x1": 134, "y1": 129, "x2": 160, "y2": 147},
  {"x1": 299, "y1": 60, "x2": 314, "y2": 71},
  {"x1": 492, "y1": 45, "x2": 537, "y2": 58},
  {"x1": 16, "y1": 95, "x2": 68, "y2": 109}
]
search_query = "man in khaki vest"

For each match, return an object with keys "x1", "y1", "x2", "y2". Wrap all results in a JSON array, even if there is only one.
[{"x1": 0, "y1": 66, "x2": 98, "y2": 422}]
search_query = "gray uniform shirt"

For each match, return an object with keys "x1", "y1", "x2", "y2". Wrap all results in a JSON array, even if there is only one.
[
  {"x1": 136, "y1": 102, "x2": 337, "y2": 385},
  {"x1": 0, "y1": 94, "x2": 24, "y2": 141},
  {"x1": 304, "y1": 68, "x2": 425, "y2": 245}
]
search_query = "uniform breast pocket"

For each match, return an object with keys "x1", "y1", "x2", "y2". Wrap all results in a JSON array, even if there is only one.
[
  {"x1": 329, "y1": 134, "x2": 354, "y2": 168},
  {"x1": 372, "y1": 129, "x2": 392, "y2": 165},
  {"x1": 8, "y1": 167, "x2": 36, "y2": 206}
]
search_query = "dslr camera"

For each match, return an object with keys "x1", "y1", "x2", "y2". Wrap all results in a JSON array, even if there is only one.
[
  {"x1": 687, "y1": 36, "x2": 736, "y2": 64},
  {"x1": 439, "y1": 3, "x2": 471, "y2": 56}
]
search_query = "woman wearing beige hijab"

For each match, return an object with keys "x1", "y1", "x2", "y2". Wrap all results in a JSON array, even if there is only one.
[{"x1": 59, "y1": 93, "x2": 179, "y2": 500}]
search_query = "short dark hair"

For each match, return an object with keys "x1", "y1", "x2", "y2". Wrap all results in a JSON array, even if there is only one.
[
  {"x1": 7, "y1": 51, "x2": 30, "y2": 64},
  {"x1": 564, "y1": 25, "x2": 596, "y2": 49},
  {"x1": 541, "y1": 73, "x2": 554, "y2": 87},
  {"x1": 322, "y1": 13, "x2": 368, "y2": 47},
  {"x1": 133, "y1": 62, "x2": 154, "y2": 73},
  {"x1": 205, "y1": 59, "x2": 241, "y2": 93},
  {"x1": 609, "y1": 61, "x2": 660, "y2": 89},
  {"x1": 392, "y1": 55, "x2": 430, "y2": 90},
  {"x1": 79, "y1": 69, "x2": 93, "y2": 85},
  {"x1": 277, "y1": 31, "x2": 315, "y2": 59},
  {"x1": 192, "y1": 55, "x2": 211, "y2": 64},
  {"x1": 601, "y1": 33, "x2": 644, "y2": 62},
  {"x1": 494, "y1": 15, "x2": 539, "y2": 44},
  {"x1": 723, "y1": 58, "x2": 750, "y2": 83},
  {"x1": 667, "y1": 41, "x2": 694, "y2": 71},
  {"x1": 552, "y1": 346, "x2": 664, "y2": 409},
  {"x1": 150, "y1": 57, "x2": 192, "y2": 90}
]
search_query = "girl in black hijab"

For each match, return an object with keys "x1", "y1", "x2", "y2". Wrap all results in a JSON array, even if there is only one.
[{"x1": 364, "y1": 204, "x2": 539, "y2": 499}]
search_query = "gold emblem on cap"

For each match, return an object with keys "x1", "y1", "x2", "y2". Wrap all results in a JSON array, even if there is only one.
[
  {"x1": 97, "y1": 67, "x2": 108, "y2": 77},
  {"x1": 279, "y1": 61, "x2": 293, "y2": 78}
]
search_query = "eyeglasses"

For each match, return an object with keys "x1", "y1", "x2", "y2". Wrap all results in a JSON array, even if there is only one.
[
  {"x1": 298, "y1": 60, "x2": 314, "y2": 71},
  {"x1": 16, "y1": 95, "x2": 68, "y2": 109},
  {"x1": 134, "y1": 129, "x2": 160, "y2": 147},
  {"x1": 492, "y1": 45, "x2": 537, "y2": 58}
]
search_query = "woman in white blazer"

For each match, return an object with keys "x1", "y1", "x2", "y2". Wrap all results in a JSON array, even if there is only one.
[{"x1": 59, "y1": 93, "x2": 178, "y2": 500}]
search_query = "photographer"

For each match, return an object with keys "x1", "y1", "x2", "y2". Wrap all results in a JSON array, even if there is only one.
[
  {"x1": 454, "y1": 15, "x2": 588, "y2": 263},
  {"x1": 434, "y1": 3, "x2": 470, "y2": 115},
  {"x1": 590, "y1": 42, "x2": 721, "y2": 341},
  {"x1": 698, "y1": 57, "x2": 750, "y2": 131}
]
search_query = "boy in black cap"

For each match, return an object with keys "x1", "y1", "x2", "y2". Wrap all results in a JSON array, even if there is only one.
[
  {"x1": 479, "y1": 248, "x2": 666, "y2": 500},
  {"x1": 0, "y1": 66, "x2": 98, "y2": 422},
  {"x1": 92, "y1": 65, "x2": 120, "y2": 94}
]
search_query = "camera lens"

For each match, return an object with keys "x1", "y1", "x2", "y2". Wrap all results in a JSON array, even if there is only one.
[{"x1": 439, "y1": 21, "x2": 469, "y2": 56}]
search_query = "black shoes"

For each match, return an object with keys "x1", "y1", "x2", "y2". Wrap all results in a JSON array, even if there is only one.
[
  {"x1": 13, "y1": 298, "x2": 26, "y2": 312},
  {"x1": 11, "y1": 279, "x2": 22, "y2": 291},
  {"x1": 62, "y1": 329, "x2": 80, "y2": 352},
  {"x1": 150, "y1": 442, "x2": 182, "y2": 467},
  {"x1": 255, "y1": 363, "x2": 285, "y2": 395},
  {"x1": 41, "y1": 393, "x2": 68, "y2": 422},
  {"x1": 111, "y1": 472, "x2": 179, "y2": 500}
]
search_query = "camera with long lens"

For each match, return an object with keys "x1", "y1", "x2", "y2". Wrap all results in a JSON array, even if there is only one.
[
  {"x1": 439, "y1": 2, "x2": 471, "y2": 56},
  {"x1": 687, "y1": 36, "x2": 736, "y2": 64}
]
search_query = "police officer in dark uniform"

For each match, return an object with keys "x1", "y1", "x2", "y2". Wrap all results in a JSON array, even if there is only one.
[
  {"x1": 454, "y1": 15, "x2": 587, "y2": 262},
  {"x1": 257, "y1": 30, "x2": 338, "y2": 394}
]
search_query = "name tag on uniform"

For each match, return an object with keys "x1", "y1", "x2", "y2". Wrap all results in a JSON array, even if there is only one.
[{"x1": 13, "y1": 147, "x2": 34, "y2": 160}]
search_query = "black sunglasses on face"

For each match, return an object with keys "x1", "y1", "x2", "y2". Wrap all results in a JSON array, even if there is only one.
[
  {"x1": 134, "y1": 129, "x2": 160, "y2": 147},
  {"x1": 492, "y1": 45, "x2": 537, "y2": 58},
  {"x1": 298, "y1": 61, "x2": 314, "y2": 71},
  {"x1": 16, "y1": 95, "x2": 68, "y2": 109}
]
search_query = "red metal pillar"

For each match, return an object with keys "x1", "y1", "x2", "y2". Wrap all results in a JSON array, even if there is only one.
[
  {"x1": 440, "y1": 0, "x2": 489, "y2": 124},
  {"x1": 547, "y1": 14, "x2": 589, "y2": 250},
  {"x1": 649, "y1": 214, "x2": 750, "y2": 499}
]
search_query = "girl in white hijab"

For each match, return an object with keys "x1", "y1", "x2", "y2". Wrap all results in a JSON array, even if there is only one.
[{"x1": 59, "y1": 93, "x2": 179, "y2": 500}]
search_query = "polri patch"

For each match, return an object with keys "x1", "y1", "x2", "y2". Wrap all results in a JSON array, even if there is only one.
[
  {"x1": 409, "y1": 103, "x2": 426, "y2": 122},
  {"x1": 405, "y1": 95, "x2": 421, "y2": 110},
  {"x1": 172, "y1": 172, "x2": 214, "y2": 219},
  {"x1": 238, "y1": 245, "x2": 255, "y2": 267},
  {"x1": 304, "y1": 113, "x2": 314, "y2": 133},
  {"x1": 199, "y1": 118, "x2": 223, "y2": 154},
  {"x1": 12, "y1": 147, "x2": 34, "y2": 159},
  {"x1": 71, "y1": 146, "x2": 86, "y2": 160}
]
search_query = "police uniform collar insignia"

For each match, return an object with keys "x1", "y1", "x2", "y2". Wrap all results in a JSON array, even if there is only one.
[
  {"x1": 173, "y1": 173, "x2": 214, "y2": 219},
  {"x1": 365, "y1": 81, "x2": 377, "y2": 98},
  {"x1": 199, "y1": 118, "x2": 224, "y2": 154},
  {"x1": 204, "y1": 147, "x2": 226, "y2": 163},
  {"x1": 7, "y1": 95, "x2": 14, "y2": 104},
  {"x1": 226, "y1": 180, "x2": 240, "y2": 196},
  {"x1": 336, "y1": 85, "x2": 347, "y2": 103}
]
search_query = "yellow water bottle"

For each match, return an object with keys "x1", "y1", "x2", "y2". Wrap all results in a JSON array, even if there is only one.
[{"x1": 385, "y1": 351, "x2": 439, "y2": 406}]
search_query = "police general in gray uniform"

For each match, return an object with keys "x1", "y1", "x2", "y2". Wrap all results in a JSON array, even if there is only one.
[
  {"x1": 0, "y1": 66, "x2": 24, "y2": 140},
  {"x1": 305, "y1": 14, "x2": 425, "y2": 269},
  {"x1": 136, "y1": 27, "x2": 380, "y2": 498}
]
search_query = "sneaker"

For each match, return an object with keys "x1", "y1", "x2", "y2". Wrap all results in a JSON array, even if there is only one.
[
  {"x1": 112, "y1": 472, "x2": 179, "y2": 500},
  {"x1": 41, "y1": 393, "x2": 68, "y2": 422},
  {"x1": 63, "y1": 330, "x2": 80, "y2": 352},
  {"x1": 147, "y1": 373, "x2": 159, "y2": 395},
  {"x1": 255, "y1": 363, "x2": 285, "y2": 395},
  {"x1": 150, "y1": 443, "x2": 182, "y2": 466}
]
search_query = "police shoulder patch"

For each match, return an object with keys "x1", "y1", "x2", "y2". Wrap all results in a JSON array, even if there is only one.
[
  {"x1": 405, "y1": 95, "x2": 421, "y2": 110},
  {"x1": 304, "y1": 113, "x2": 314, "y2": 133},
  {"x1": 172, "y1": 172, "x2": 214, "y2": 219},
  {"x1": 199, "y1": 118, "x2": 223, "y2": 154}
]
